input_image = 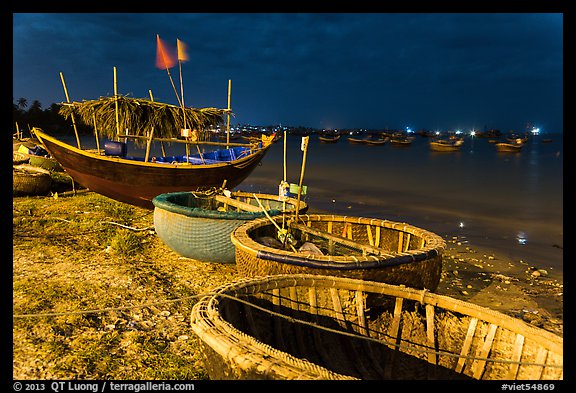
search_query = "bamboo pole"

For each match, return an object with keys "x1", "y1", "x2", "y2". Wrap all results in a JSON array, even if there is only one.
[
  {"x1": 59, "y1": 72, "x2": 81, "y2": 148},
  {"x1": 226, "y1": 79, "x2": 232, "y2": 149},
  {"x1": 295, "y1": 136, "x2": 309, "y2": 222},
  {"x1": 113, "y1": 67, "x2": 121, "y2": 140},
  {"x1": 92, "y1": 113, "x2": 101, "y2": 153},
  {"x1": 177, "y1": 57, "x2": 190, "y2": 162},
  {"x1": 157, "y1": 35, "x2": 183, "y2": 108},
  {"x1": 144, "y1": 90, "x2": 155, "y2": 162},
  {"x1": 122, "y1": 134, "x2": 251, "y2": 148},
  {"x1": 283, "y1": 130, "x2": 287, "y2": 182}
]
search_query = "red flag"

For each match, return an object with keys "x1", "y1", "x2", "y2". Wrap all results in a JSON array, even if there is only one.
[
  {"x1": 177, "y1": 39, "x2": 189, "y2": 62},
  {"x1": 156, "y1": 35, "x2": 177, "y2": 69}
]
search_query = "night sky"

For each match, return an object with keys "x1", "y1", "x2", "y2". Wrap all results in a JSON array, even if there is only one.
[{"x1": 12, "y1": 11, "x2": 565, "y2": 133}]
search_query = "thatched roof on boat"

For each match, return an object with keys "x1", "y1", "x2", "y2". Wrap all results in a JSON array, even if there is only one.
[{"x1": 58, "y1": 95, "x2": 232, "y2": 139}]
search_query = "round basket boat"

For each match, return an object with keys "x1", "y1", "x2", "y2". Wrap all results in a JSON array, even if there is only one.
[
  {"x1": 13, "y1": 164, "x2": 53, "y2": 197},
  {"x1": 152, "y1": 191, "x2": 308, "y2": 264},
  {"x1": 190, "y1": 274, "x2": 563, "y2": 380},
  {"x1": 231, "y1": 214, "x2": 446, "y2": 290},
  {"x1": 13, "y1": 151, "x2": 30, "y2": 165}
]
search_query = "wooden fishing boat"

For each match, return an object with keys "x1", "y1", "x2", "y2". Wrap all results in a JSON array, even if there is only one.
[
  {"x1": 13, "y1": 164, "x2": 53, "y2": 197},
  {"x1": 231, "y1": 214, "x2": 445, "y2": 290},
  {"x1": 389, "y1": 135, "x2": 415, "y2": 147},
  {"x1": 16, "y1": 143, "x2": 64, "y2": 172},
  {"x1": 363, "y1": 137, "x2": 389, "y2": 146},
  {"x1": 429, "y1": 138, "x2": 463, "y2": 152},
  {"x1": 347, "y1": 136, "x2": 369, "y2": 144},
  {"x1": 496, "y1": 141, "x2": 523, "y2": 152},
  {"x1": 34, "y1": 128, "x2": 274, "y2": 209},
  {"x1": 348, "y1": 136, "x2": 389, "y2": 145},
  {"x1": 190, "y1": 274, "x2": 563, "y2": 380},
  {"x1": 152, "y1": 190, "x2": 308, "y2": 263},
  {"x1": 318, "y1": 134, "x2": 341, "y2": 143}
]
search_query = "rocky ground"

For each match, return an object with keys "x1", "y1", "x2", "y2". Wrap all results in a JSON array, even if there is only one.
[{"x1": 12, "y1": 189, "x2": 563, "y2": 380}]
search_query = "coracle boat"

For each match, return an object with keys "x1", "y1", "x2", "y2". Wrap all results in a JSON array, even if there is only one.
[
  {"x1": 13, "y1": 151, "x2": 29, "y2": 165},
  {"x1": 31, "y1": 95, "x2": 276, "y2": 209},
  {"x1": 231, "y1": 214, "x2": 445, "y2": 290},
  {"x1": 13, "y1": 164, "x2": 53, "y2": 197},
  {"x1": 152, "y1": 190, "x2": 308, "y2": 263},
  {"x1": 190, "y1": 274, "x2": 563, "y2": 380}
]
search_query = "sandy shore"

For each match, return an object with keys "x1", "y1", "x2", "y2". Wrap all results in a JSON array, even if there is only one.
[{"x1": 12, "y1": 190, "x2": 563, "y2": 379}]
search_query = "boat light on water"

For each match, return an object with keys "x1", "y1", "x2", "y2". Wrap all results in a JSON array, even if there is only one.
[{"x1": 516, "y1": 232, "x2": 528, "y2": 245}]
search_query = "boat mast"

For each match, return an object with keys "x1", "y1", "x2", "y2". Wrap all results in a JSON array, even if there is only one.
[
  {"x1": 113, "y1": 67, "x2": 120, "y2": 140},
  {"x1": 59, "y1": 72, "x2": 81, "y2": 149},
  {"x1": 226, "y1": 79, "x2": 232, "y2": 149}
]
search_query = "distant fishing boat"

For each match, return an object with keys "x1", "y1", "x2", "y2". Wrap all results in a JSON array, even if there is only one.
[
  {"x1": 318, "y1": 134, "x2": 341, "y2": 143},
  {"x1": 429, "y1": 138, "x2": 464, "y2": 152},
  {"x1": 495, "y1": 141, "x2": 523, "y2": 152},
  {"x1": 389, "y1": 134, "x2": 415, "y2": 147},
  {"x1": 348, "y1": 135, "x2": 389, "y2": 145}
]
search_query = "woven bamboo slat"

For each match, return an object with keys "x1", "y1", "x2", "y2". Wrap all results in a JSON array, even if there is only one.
[
  {"x1": 189, "y1": 274, "x2": 563, "y2": 380},
  {"x1": 153, "y1": 191, "x2": 308, "y2": 263},
  {"x1": 231, "y1": 214, "x2": 446, "y2": 290},
  {"x1": 13, "y1": 164, "x2": 52, "y2": 197}
]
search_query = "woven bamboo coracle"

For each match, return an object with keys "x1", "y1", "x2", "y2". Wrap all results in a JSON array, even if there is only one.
[
  {"x1": 13, "y1": 164, "x2": 52, "y2": 197},
  {"x1": 13, "y1": 151, "x2": 29, "y2": 165},
  {"x1": 190, "y1": 274, "x2": 563, "y2": 380},
  {"x1": 231, "y1": 214, "x2": 445, "y2": 290},
  {"x1": 153, "y1": 191, "x2": 308, "y2": 263}
]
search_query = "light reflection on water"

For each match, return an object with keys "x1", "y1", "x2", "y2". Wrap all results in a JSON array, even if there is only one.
[
  {"x1": 67, "y1": 132, "x2": 563, "y2": 275},
  {"x1": 249, "y1": 134, "x2": 563, "y2": 275}
]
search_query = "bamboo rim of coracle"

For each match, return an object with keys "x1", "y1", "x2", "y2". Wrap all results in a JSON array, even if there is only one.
[{"x1": 231, "y1": 214, "x2": 446, "y2": 264}]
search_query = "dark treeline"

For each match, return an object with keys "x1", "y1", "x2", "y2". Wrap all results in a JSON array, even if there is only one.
[{"x1": 13, "y1": 97, "x2": 91, "y2": 137}]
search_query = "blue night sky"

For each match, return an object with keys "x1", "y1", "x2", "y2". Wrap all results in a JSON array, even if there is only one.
[{"x1": 12, "y1": 11, "x2": 565, "y2": 133}]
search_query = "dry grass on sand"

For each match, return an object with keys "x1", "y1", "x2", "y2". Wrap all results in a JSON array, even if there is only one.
[{"x1": 12, "y1": 191, "x2": 563, "y2": 380}]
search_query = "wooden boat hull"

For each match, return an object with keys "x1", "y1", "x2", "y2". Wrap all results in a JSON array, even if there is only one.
[
  {"x1": 496, "y1": 143, "x2": 523, "y2": 152},
  {"x1": 231, "y1": 214, "x2": 445, "y2": 291},
  {"x1": 190, "y1": 274, "x2": 563, "y2": 380},
  {"x1": 429, "y1": 141, "x2": 462, "y2": 152},
  {"x1": 318, "y1": 135, "x2": 341, "y2": 143},
  {"x1": 390, "y1": 139, "x2": 413, "y2": 147},
  {"x1": 348, "y1": 137, "x2": 388, "y2": 145},
  {"x1": 152, "y1": 191, "x2": 308, "y2": 263},
  {"x1": 33, "y1": 129, "x2": 272, "y2": 209},
  {"x1": 347, "y1": 137, "x2": 366, "y2": 144}
]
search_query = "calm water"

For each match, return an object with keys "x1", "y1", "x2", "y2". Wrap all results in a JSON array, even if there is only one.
[
  {"x1": 68, "y1": 132, "x2": 563, "y2": 278},
  {"x1": 246, "y1": 134, "x2": 564, "y2": 279}
]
